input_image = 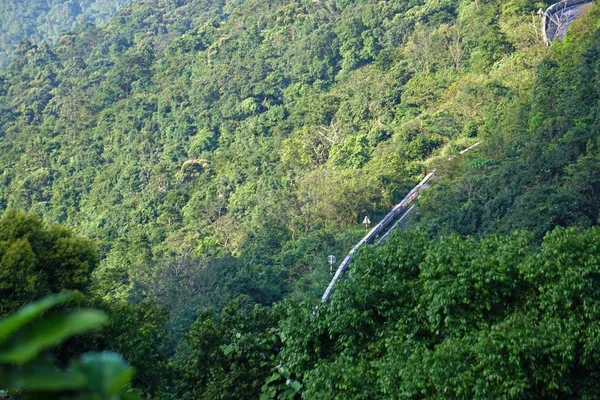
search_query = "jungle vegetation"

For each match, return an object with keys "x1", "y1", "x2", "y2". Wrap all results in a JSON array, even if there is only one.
[
  {"x1": 1, "y1": 0, "x2": 600, "y2": 398},
  {"x1": 0, "y1": 0, "x2": 133, "y2": 69}
]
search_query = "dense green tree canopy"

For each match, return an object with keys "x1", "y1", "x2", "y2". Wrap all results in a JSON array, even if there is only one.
[
  {"x1": 0, "y1": 0, "x2": 600, "y2": 398},
  {"x1": 0, "y1": 0, "x2": 133, "y2": 69},
  {"x1": 0, "y1": 0, "x2": 559, "y2": 311},
  {"x1": 416, "y1": 6, "x2": 600, "y2": 238},
  {"x1": 0, "y1": 210, "x2": 98, "y2": 314},
  {"x1": 279, "y1": 227, "x2": 600, "y2": 399}
]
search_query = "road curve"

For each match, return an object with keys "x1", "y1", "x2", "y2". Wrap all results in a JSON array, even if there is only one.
[{"x1": 544, "y1": 0, "x2": 593, "y2": 44}]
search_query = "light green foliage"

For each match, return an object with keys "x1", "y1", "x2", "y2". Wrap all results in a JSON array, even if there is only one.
[
  {"x1": 0, "y1": 293, "x2": 137, "y2": 399},
  {"x1": 0, "y1": 0, "x2": 549, "y2": 312},
  {"x1": 0, "y1": 309, "x2": 107, "y2": 365},
  {"x1": 417, "y1": 4, "x2": 600, "y2": 238},
  {"x1": 329, "y1": 134, "x2": 371, "y2": 169},
  {"x1": 0, "y1": 293, "x2": 74, "y2": 342}
]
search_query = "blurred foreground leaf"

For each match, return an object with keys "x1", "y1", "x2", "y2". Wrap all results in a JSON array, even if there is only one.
[
  {"x1": 0, "y1": 309, "x2": 108, "y2": 364},
  {"x1": 0, "y1": 292, "x2": 75, "y2": 342}
]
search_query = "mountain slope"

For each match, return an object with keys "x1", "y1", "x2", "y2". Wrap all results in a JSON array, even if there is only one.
[
  {"x1": 3, "y1": 0, "x2": 600, "y2": 397},
  {"x1": 0, "y1": 0, "x2": 133, "y2": 68},
  {"x1": 416, "y1": 5, "x2": 600, "y2": 238},
  {"x1": 0, "y1": 0, "x2": 554, "y2": 306}
]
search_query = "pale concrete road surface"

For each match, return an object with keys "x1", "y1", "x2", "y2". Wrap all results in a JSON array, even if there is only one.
[{"x1": 547, "y1": 2, "x2": 593, "y2": 41}]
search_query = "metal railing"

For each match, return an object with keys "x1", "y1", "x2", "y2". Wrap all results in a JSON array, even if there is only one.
[
  {"x1": 321, "y1": 170, "x2": 436, "y2": 303},
  {"x1": 542, "y1": 0, "x2": 592, "y2": 45},
  {"x1": 319, "y1": 139, "x2": 487, "y2": 303}
]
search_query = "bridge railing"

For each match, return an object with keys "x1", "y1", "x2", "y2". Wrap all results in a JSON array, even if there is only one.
[{"x1": 320, "y1": 170, "x2": 436, "y2": 303}]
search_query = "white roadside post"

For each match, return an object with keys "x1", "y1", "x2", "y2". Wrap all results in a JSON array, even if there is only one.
[
  {"x1": 362, "y1": 216, "x2": 371, "y2": 231},
  {"x1": 328, "y1": 255, "x2": 336, "y2": 275}
]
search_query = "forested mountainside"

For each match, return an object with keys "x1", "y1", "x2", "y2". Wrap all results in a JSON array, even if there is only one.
[
  {"x1": 0, "y1": 0, "x2": 133, "y2": 68},
  {"x1": 1, "y1": 0, "x2": 600, "y2": 398},
  {"x1": 0, "y1": 0, "x2": 550, "y2": 309}
]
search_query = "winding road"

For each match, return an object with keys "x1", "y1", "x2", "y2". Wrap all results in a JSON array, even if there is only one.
[
  {"x1": 320, "y1": 171, "x2": 435, "y2": 303},
  {"x1": 321, "y1": 140, "x2": 484, "y2": 303},
  {"x1": 320, "y1": 0, "x2": 594, "y2": 303}
]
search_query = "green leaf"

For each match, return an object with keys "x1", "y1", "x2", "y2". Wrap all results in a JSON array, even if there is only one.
[
  {"x1": 0, "y1": 293, "x2": 75, "y2": 343},
  {"x1": 290, "y1": 380, "x2": 302, "y2": 392},
  {"x1": 221, "y1": 344, "x2": 233, "y2": 356},
  {"x1": 0, "y1": 310, "x2": 108, "y2": 364},
  {"x1": 265, "y1": 372, "x2": 280, "y2": 384},
  {"x1": 6, "y1": 365, "x2": 86, "y2": 391},
  {"x1": 259, "y1": 393, "x2": 270, "y2": 400},
  {"x1": 279, "y1": 366, "x2": 290, "y2": 379},
  {"x1": 78, "y1": 352, "x2": 134, "y2": 396}
]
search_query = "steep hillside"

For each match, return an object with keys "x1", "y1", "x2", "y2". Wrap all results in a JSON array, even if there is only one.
[
  {"x1": 416, "y1": 5, "x2": 600, "y2": 238},
  {"x1": 0, "y1": 0, "x2": 553, "y2": 307},
  {"x1": 2, "y1": 0, "x2": 600, "y2": 397},
  {"x1": 0, "y1": 0, "x2": 133, "y2": 68}
]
